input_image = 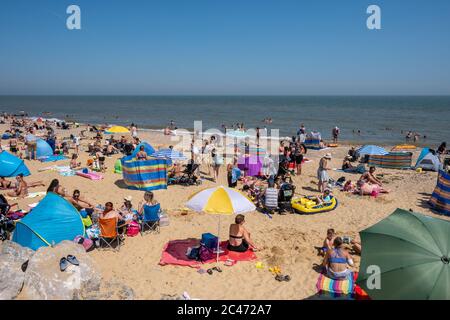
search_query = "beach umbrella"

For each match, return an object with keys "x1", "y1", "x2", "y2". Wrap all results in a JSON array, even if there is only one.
[
  {"x1": 151, "y1": 149, "x2": 187, "y2": 161},
  {"x1": 355, "y1": 145, "x2": 388, "y2": 157},
  {"x1": 105, "y1": 126, "x2": 130, "y2": 134},
  {"x1": 186, "y1": 186, "x2": 256, "y2": 263},
  {"x1": 356, "y1": 208, "x2": 450, "y2": 300}
]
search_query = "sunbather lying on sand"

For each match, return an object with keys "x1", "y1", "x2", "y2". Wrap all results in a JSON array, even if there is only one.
[
  {"x1": 357, "y1": 179, "x2": 390, "y2": 195},
  {"x1": 6, "y1": 174, "x2": 45, "y2": 198}
]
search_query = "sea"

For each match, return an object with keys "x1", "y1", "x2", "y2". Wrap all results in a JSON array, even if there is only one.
[{"x1": 0, "y1": 96, "x2": 449, "y2": 147}]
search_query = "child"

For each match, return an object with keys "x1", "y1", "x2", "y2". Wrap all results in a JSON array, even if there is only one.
[
  {"x1": 321, "y1": 228, "x2": 335, "y2": 256},
  {"x1": 313, "y1": 189, "x2": 333, "y2": 206},
  {"x1": 343, "y1": 180, "x2": 355, "y2": 192},
  {"x1": 70, "y1": 154, "x2": 81, "y2": 169}
]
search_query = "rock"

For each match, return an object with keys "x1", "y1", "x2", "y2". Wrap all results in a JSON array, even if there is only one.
[
  {"x1": 0, "y1": 240, "x2": 34, "y2": 264},
  {"x1": 0, "y1": 241, "x2": 35, "y2": 299},
  {"x1": 77, "y1": 280, "x2": 135, "y2": 300},
  {"x1": 20, "y1": 240, "x2": 101, "y2": 300}
]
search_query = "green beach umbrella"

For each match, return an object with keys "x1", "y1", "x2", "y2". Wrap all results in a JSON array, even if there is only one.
[{"x1": 356, "y1": 209, "x2": 450, "y2": 300}]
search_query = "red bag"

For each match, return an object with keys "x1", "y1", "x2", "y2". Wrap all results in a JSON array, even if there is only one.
[{"x1": 126, "y1": 221, "x2": 140, "y2": 237}]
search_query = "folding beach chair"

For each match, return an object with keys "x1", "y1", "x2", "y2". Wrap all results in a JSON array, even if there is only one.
[
  {"x1": 139, "y1": 203, "x2": 160, "y2": 236},
  {"x1": 98, "y1": 218, "x2": 124, "y2": 251}
]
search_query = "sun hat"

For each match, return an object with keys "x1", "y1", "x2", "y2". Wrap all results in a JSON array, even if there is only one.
[
  {"x1": 124, "y1": 195, "x2": 133, "y2": 202},
  {"x1": 324, "y1": 153, "x2": 332, "y2": 159}
]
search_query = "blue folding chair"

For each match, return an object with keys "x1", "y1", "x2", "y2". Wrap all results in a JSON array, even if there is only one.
[{"x1": 140, "y1": 203, "x2": 161, "y2": 235}]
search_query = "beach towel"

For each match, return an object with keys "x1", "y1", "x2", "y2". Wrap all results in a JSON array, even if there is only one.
[
  {"x1": 316, "y1": 272, "x2": 354, "y2": 295},
  {"x1": 316, "y1": 272, "x2": 369, "y2": 299},
  {"x1": 159, "y1": 239, "x2": 257, "y2": 268}
]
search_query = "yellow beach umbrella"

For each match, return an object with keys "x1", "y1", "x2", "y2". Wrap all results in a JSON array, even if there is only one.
[
  {"x1": 105, "y1": 126, "x2": 130, "y2": 134},
  {"x1": 186, "y1": 186, "x2": 256, "y2": 263}
]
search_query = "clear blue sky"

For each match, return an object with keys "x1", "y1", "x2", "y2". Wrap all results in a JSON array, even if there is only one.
[{"x1": 1, "y1": 0, "x2": 450, "y2": 95}]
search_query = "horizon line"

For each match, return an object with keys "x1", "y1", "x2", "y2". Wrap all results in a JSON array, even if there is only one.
[{"x1": 1, "y1": 94, "x2": 450, "y2": 97}]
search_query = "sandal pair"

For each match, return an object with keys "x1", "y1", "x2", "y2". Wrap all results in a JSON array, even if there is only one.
[
  {"x1": 60, "y1": 255, "x2": 79, "y2": 272},
  {"x1": 275, "y1": 274, "x2": 291, "y2": 282},
  {"x1": 207, "y1": 266, "x2": 222, "y2": 275}
]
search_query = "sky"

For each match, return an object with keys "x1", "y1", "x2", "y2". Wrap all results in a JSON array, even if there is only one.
[{"x1": 0, "y1": 0, "x2": 450, "y2": 95}]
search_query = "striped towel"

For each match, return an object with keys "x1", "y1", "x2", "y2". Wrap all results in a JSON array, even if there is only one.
[{"x1": 316, "y1": 273, "x2": 354, "y2": 295}]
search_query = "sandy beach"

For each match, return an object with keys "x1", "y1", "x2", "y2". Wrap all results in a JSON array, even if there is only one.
[{"x1": 1, "y1": 122, "x2": 446, "y2": 300}]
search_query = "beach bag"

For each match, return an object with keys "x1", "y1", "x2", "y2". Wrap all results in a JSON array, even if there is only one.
[
  {"x1": 82, "y1": 216, "x2": 93, "y2": 228},
  {"x1": 199, "y1": 244, "x2": 214, "y2": 262},
  {"x1": 6, "y1": 211, "x2": 26, "y2": 220},
  {"x1": 126, "y1": 221, "x2": 140, "y2": 237},
  {"x1": 74, "y1": 235, "x2": 94, "y2": 252},
  {"x1": 187, "y1": 246, "x2": 201, "y2": 260}
]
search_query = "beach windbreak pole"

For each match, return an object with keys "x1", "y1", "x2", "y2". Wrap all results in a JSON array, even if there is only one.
[
  {"x1": 185, "y1": 186, "x2": 256, "y2": 263},
  {"x1": 356, "y1": 208, "x2": 450, "y2": 300}
]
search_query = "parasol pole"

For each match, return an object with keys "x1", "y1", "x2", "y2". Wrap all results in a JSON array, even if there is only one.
[{"x1": 217, "y1": 215, "x2": 221, "y2": 264}]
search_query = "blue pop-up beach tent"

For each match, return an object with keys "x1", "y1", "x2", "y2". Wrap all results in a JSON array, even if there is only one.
[
  {"x1": 12, "y1": 193, "x2": 85, "y2": 250},
  {"x1": 36, "y1": 138, "x2": 53, "y2": 159},
  {"x1": 0, "y1": 151, "x2": 31, "y2": 177}
]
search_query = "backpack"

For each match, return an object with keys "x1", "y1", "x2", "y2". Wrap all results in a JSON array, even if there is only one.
[
  {"x1": 74, "y1": 235, "x2": 94, "y2": 252},
  {"x1": 187, "y1": 246, "x2": 201, "y2": 260},
  {"x1": 126, "y1": 221, "x2": 140, "y2": 237}
]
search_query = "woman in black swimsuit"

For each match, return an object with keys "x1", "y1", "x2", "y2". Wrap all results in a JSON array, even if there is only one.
[{"x1": 227, "y1": 214, "x2": 258, "y2": 252}]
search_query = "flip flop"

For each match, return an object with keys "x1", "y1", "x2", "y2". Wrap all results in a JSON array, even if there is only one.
[
  {"x1": 213, "y1": 266, "x2": 222, "y2": 273},
  {"x1": 275, "y1": 274, "x2": 284, "y2": 282},
  {"x1": 66, "y1": 255, "x2": 79, "y2": 266},
  {"x1": 207, "y1": 269, "x2": 213, "y2": 275},
  {"x1": 284, "y1": 275, "x2": 291, "y2": 282},
  {"x1": 60, "y1": 257, "x2": 69, "y2": 272}
]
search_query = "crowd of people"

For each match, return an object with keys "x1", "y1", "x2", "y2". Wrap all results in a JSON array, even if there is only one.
[{"x1": 1, "y1": 112, "x2": 449, "y2": 282}]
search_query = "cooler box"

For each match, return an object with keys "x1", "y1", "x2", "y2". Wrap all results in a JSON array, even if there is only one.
[{"x1": 201, "y1": 233, "x2": 218, "y2": 250}]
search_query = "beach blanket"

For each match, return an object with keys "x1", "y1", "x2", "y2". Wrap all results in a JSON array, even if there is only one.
[
  {"x1": 159, "y1": 239, "x2": 257, "y2": 268},
  {"x1": 40, "y1": 155, "x2": 68, "y2": 162}
]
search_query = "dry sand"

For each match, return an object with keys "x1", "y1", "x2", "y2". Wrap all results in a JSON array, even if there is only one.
[{"x1": 1, "y1": 123, "x2": 446, "y2": 300}]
